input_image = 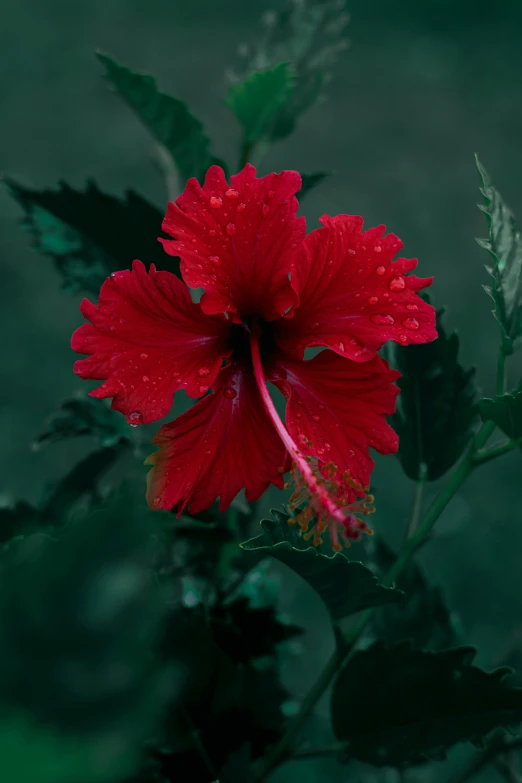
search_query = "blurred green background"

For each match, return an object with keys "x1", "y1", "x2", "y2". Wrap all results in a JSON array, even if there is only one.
[{"x1": 1, "y1": 1, "x2": 522, "y2": 781}]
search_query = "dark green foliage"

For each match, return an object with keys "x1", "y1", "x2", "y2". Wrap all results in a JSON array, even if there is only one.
[
  {"x1": 476, "y1": 157, "x2": 522, "y2": 354},
  {"x1": 231, "y1": 0, "x2": 349, "y2": 141},
  {"x1": 299, "y1": 170, "x2": 332, "y2": 198},
  {"x1": 34, "y1": 394, "x2": 132, "y2": 450},
  {"x1": 225, "y1": 62, "x2": 295, "y2": 145},
  {"x1": 0, "y1": 492, "x2": 173, "y2": 782},
  {"x1": 5, "y1": 179, "x2": 173, "y2": 295},
  {"x1": 479, "y1": 390, "x2": 522, "y2": 440},
  {"x1": 241, "y1": 508, "x2": 403, "y2": 619},
  {"x1": 392, "y1": 303, "x2": 477, "y2": 480},
  {"x1": 372, "y1": 538, "x2": 459, "y2": 649},
  {"x1": 98, "y1": 53, "x2": 225, "y2": 185},
  {"x1": 331, "y1": 642, "x2": 522, "y2": 766}
]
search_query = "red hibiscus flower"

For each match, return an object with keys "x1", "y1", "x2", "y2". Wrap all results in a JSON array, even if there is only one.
[{"x1": 72, "y1": 164, "x2": 437, "y2": 551}]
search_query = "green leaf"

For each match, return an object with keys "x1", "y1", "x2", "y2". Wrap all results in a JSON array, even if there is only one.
[
  {"x1": 391, "y1": 301, "x2": 477, "y2": 481},
  {"x1": 372, "y1": 538, "x2": 459, "y2": 650},
  {"x1": 476, "y1": 156, "x2": 522, "y2": 354},
  {"x1": 0, "y1": 712, "x2": 138, "y2": 783},
  {"x1": 479, "y1": 390, "x2": 522, "y2": 441},
  {"x1": 240, "y1": 509, "x2": 403, "y2": 619},
  {"x1": 97, "y1": 52, "x2": 224, "y2": 185},
  {"x1": 225, "y1": 62, "x2": 295, "y2": 144},
  {"x1": 5, "y1": 178, "x2": 173, "y2": 295},
  {"x1": 299, "y1": 171, "x2": 332, "y2": 198},
  {"x1": 0, "y1": 489, "x2": 173, "y2": 771},
  {"x1": 331, "y1": 642, "x2": 522, "y2": 766},
  {"x1": 34, "y1": 394, "x2": 132, "y2": 450},
  {"x1": 230, "y1": 0, "x2": 350, "y2": 142}
]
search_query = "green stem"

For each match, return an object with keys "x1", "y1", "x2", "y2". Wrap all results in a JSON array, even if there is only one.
[
  {"x1": 473, "y1": 438, "x2": 521, "y2": 466},
  {"x1": 497, "y1": 347, "x2": 507, "y2": 395},
  {"x1": 255, "y1": 418, "x2": 510, "y2": 781}
]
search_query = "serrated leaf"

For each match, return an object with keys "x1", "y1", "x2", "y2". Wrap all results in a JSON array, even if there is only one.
[
  {"x1": 5, "y1": 179, "x2": 173, "y2": 295},
  {"x1": 240, "y1": 509, "x2": 403, "y2": 619},
  {"x1": 34, "y1": 394, "x2": 132, "y2": 450},
  {"x1": 230, "y1": 0, "x2": 349, "y2": 141},
  {"x1": 0, "y1": 712, "x2": 139, "y2": 783},
  {"x1": 98, "y1": 52, "x2": 224, "y2": 185},
  {"x1": 331, "y1": 642, "x2": 522, "y2": 767},
  {"x1": 372, "y1": 538, "x2": 458, "y2": 650},
  {"x1": 299, "y1": 171, "x2": 331, "y2": 198},
  {"x1": 391, "y1": 301, "x2": 477, "y2": 481},
  {"x1": 479, "y1": 390, "x2": 522, "y2": 441},
  {"x1": 0, "y1": 489, "x2": 173, "y2": 765},
  {"x1": 225, "y1": 62, "x2": 295, "y2": 144},
  {"x1": 476, "y1": 157, "x2": 522, "y2": 354}
]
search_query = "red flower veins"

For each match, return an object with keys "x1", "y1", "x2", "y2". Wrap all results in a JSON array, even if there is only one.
[{"x1": 72, "y1": 165, "x2": 437, "y2": 550}]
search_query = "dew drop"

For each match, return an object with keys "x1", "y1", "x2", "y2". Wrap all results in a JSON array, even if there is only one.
[
  {"x1": 139, "y1": 352, "x2": 148, "y2": 360},
  {"x1": 402, "y1": 317, "x2": 420, "y2": 330},
  {"x1": 225, "y1": 188, "x2": 239, "y2": 199},
  {"x1": 142, "y1": 375, "x2": 150, "y2": 382},
  {"x1": 389, "y1": 275, "x2": 406, "y2": 291},
  {"x1": 347, "y1": 248, "x2": 356, "y2": 255},
  {"x1": 152, "y1": 496, "x2": 161, "y2": 507},
  {"x1": 199, "y1": 384, "x2": 209, "y2": 394},
  {"x1": 374, "y1": 245, "x2": 382, "y2": 253},
  {"x1": 262, "y1": 204, "x2": 270, "y2": 217},
  {"x1": 226, "y1": 222, "x2": 236, "y2": 235},
  {"x1": 175, "y1": 466, "x2": 182, "y2": 472},
  {"x1": 209, "y1": 196, "x2": 223, "y2": 209},
  {"x1": 172, "y1": 371, "x2": 180, "y2": 378},
  {"x1": 312, "y1": 321, "x2": 320, "y2": 329},
  {"x1": 312, "y1": 414, "x2": 320, "y2": 422},
  {"x1": 128, "y1": 411, "x2": 143, "y2": 426},
  {"x1": 208, "y1": 255, "x2": 221, "y2": 265},
  {"x1": 236, "y1": 202, "x2": 246, "y2": 213},
  {"x1": 367, "y1": 296, "x2": 379, "y2": 305},
  {"x1": 197, "y1": 367, "x2": 211, "y2": 377},
  {"x1": 267, "y1": 189, "x2": 275, "y2": 199},
  {"x1": 406, "y1": 303, "x2": 418, "y2": 311},
  {"x1": 375, "y1": 265, "x2": 386, "y2": 275},
  {"x1": 108, "y1": 325, "x2": 116, "y2": 331},
  {"x1": 209, "y1": 229, "x2": 217, "y2": 236},
  {"x1": 324, "y1": 442, "x2": 331, "y2": 451},
  {"x1": 118, "y1": 318, "x2": 126, "y2": 323},
  {"x1": 337, "y1": 342, "x2": 346, "y2": 352},
  {"x1": 224, "y1": 387, "x2": 237, "y2": 399},
  {"x1": 398, "y1": 334, "x2": 408, "y2": 343},
  {"x1": 295, "y1": 412, "x2": 302, "y2": 419},
  {"x1": 206, "y1": 449, "x2": 212, "y2": 455},
  {"x1": 370, "y1": 314, "x2": 395, "y2": 325}
]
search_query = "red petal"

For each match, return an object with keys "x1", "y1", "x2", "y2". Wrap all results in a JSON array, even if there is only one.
[
  {"x1": 72, "y1": 260, "x2": 231, "y2": 425},
  {"x1": 161, "y1": 164, "x2": 306, "y2": 322},
  {"x1": 146, "y1": 364, "x2": 287, "y2": 514},
  {"x1": 276, "y1": 215, "x2": 437, "y2": 360},
  {"x1": 270, "y1": 351, "x2": 400, "y2": 494}
]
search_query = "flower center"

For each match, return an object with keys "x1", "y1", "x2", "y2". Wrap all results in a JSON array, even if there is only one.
[{"x1": 249, "y1": 333, "x2": 374, "y2": 551}]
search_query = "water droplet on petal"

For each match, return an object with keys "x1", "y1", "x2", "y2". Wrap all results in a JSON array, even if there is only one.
[
  {"x1": 262, "y1": 204, "x2": 270, "y2": 217},
  {"x1": 225, "y1": 188, "x2": 239, "y2": 199},
  {"x1": 236, "y1": 202, "x2": 246, "y2": 212},
  {"x1": 199, "y1": 384, "x2": 209, "y2": 394},
  {"x1": 347, "y1": 248, "x2": 356, "y2": 255},
  {"x1": 406, "y1": 303, "x2": 418, "y2": 311},
  {"x1": 374, "y1": 245, "x2": 382, "y2": 253},
  {"x1": 175, "y1": 466, "x2": 182, "y2": 472},
  {"x1": 368, "y1": 296, "x2": 379, "y2": 304},
  {"x1": 206, "y1": 449, "x2": 212, "y2": 455},
  {"x1": 312, "y1": 321, "x2": 320, "y2": 329},
  {"x1": 128, "y1": 411, "x2": 143, "y2": 426},
  {"x1": 312, "y1": 414, "x2": 320, "y2": 422},
  {"x1": 152, "y1": 496, "x2": 161, "y2": 507},
  {"x1": 172, "y1": 371, "x2": 180, "y2": 378},
  {"x1": 226, "y1": 222, "x2": 236, "y2": 235},
  {"x1": 224, "y1": 387, "x2": 237, "y2": 399},
  {"x1": 210, "y1": 196, "x2": 223, "y2": 209},
  {"x1": 337, "y1": 342, "x2": 346, "y2": 352},
  {"x1": 398, "y1": 334, "x2": 408, "y2": 343},
  {"x1": 140, "y1": 352, "x2": 148, "y2": 360},
  {"x1": 371, "y1": 314, "x2": 395, "y2": 325},
  {"x1": 197, "y1": 367, "x2": 211, "y2": 377},
  {"x1": 375, "y1": 265, "x2": 386, "y2": 275},
  {"x1": 108, "y1": 325, "x2": 116, "y2": 331},
  {"x1": 208, "y1": 255, "x2": 221, "y2": 265},
  {"x1": 402, "y1": 317, "x2": 420, "y2": 330},
  {"x1": 118, "y1": 318, "x2": 126, "y2": 323},
  {"x1": 389, "y1": 275, "x2": 406, "y2": 291},
  {"x1": 142, "y1": 375, "x2": 150, "y2": 382},
  {"x1": 295, "y1": 412, "x2": 302, "y2": 419},
  {"x1": 209, "y1": 229, "x2": 217, "y2": 238},
  {"x1": 267, "y1": 189, "x2": 275, "y2": 199}
]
